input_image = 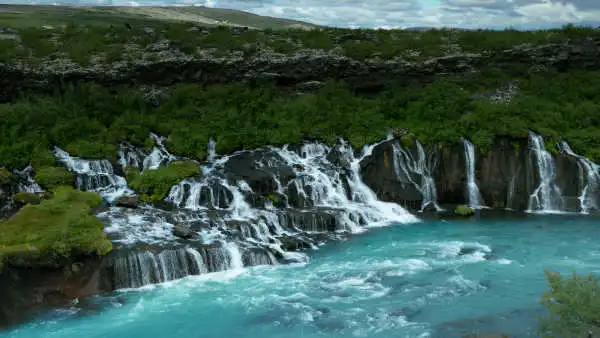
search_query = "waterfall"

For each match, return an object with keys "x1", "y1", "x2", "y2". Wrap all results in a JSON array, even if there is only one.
[
  {"x1": 99, "y1": 135, "x2": 420, "y2": 290},
  {"x1": 526, "y1": 132, "x2": 564, "y2": 213},
  {"x1": 462, "y1": 139, "x2": 485, "y2": 209},
  {"x1": 142, "y1": 133, "x2": 177, "y2": 171},
  {"x1": 13, "y1": 165, "x2": 44, "y2": 193},
  {"x1": 558, "y1": 141, "x2": 600, "y2": 214},
  {"x1": 54, "y1": 147, "x2": 132, "y2": 202},
  {"x1": 111, "y1": 245, "x2": 252, "y2": 289},
  {"x1": 391, "y1": 141, "x2": 443, "y2": 212},
  {"x1": 207, "y1": 138, "x2": 217, "y2": 161}
]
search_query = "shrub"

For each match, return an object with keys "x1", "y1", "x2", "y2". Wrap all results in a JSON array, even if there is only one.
[
  {"x1": 0, "y1": 168, "x2": 11, "y2": 185},
  {"x1": 34, "y1": 166, "x2": 74, "y2": 191},
  {"x1": 127, "y1": 161, "x2": 201, "y2": 202},
  {"x1": 455, "y1": 204, "x2": 475, "y2": 216},
  {"x1": 13, "y1": 192, "x2": 48, "y2": 205},
  {"x1": 0, "y1": 187, "x2": 111, "y2": 270},
  {"x1": 538, "y1": 270, "x2": 600, "y2": 337}
]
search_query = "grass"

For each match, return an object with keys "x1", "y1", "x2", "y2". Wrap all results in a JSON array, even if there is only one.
[
  {"x1": 34, "y1": 166, "x2": 74, "y2": 191},
  {"x1": 0, "y1": 186, "x2": 112, "y2": 271},
  {"x1": 127, "y1": 161, "x2": 201, "y2": 202}
]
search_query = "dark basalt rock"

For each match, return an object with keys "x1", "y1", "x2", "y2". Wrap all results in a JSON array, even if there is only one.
[
  {"x1": 224, "y1": 149, "x2": 296, "y2": 195},
  {"x1": 172, "y1": 225, "x2": 197, "y2": 239},
  {"x1": 359, "y1": 139, "x2": 424, "y2": 211},
  {"x1": 2, "y1": 38, "x2": 599, "y2": 102},
  {"x1": 115, "y1": 194, "x2": 139, "y2": 208}
]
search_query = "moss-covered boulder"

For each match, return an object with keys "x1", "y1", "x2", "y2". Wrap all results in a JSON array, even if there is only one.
[
  {"x1": 13, "y1": 192, "x2": 49, "y2": 205},
  {"x1": 127, "y1": 161, "x2": 200, "y2": 202},
  {"x1": 34, "y1": 167, "x2": 74, "y2": 191},
  {"x1": 0, "y1": 186, "x2": 112, "y2": 270},
  {"x1": 0, "y1": 168, "x2": 11, "y2": 185},
  {"x1": 455, "y1": 204, "x2": 475, "y2": 217}
]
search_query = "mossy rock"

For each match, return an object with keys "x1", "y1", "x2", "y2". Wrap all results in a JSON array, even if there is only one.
[
  {"x1": 34, "y1": 166, "x2": 74, "y2": 191},
  {"x1": 0, "y1": 186, "x2": 112, "y2": 270},
  {"x1": 127, "y1": 161, "x2": 201, "y2": 202},
  {"x1": 13, "y1": 192, "x2": 50, "y2": 205},
  {"x1": 455, "y1": 204, "x2": 475, "y2": 217},
  {"x1": 0, "y1": 168, "x2": 11, "y2": 185},
  {"x1": 265, "y1": 193, "x2": 283, "y2": 207}
]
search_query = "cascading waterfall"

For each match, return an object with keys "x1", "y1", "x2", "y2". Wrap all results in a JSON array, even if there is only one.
[
  {"x1": 207, "y1": 138, "x2": 217, "y2": 161},
  {"x1": 391, "y1": 141, "x2": 443, "y2": 212},
  {"x1": 558, "y1": 141, "x2": 600, "y2": 213},
  {"x1": 526, "y1": 132, "x2": 565, "y2": 213},
  {"x1": 142, "y1": 133, "x2": 177, "y2": 170},
  {"x1": 53, "y1": 134, "x2": 419, "y2": 290},
  {"x1": 54, "y1": 147, "x2": 132, "y2": 202},
  {"x1": 462, "y1": 139, "x2": 485, "y2": 209},
  {"x1": 13, "y1": 165, "x2": 44, "y2": 193}
]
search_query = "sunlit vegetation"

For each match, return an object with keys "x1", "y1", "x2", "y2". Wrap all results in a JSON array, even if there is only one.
[{"x1": 0, "y1": 187, "x2": 111, "y2": 272}]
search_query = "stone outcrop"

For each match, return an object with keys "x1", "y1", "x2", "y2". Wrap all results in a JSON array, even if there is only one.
[
  {"x1": 1, "y1": 37, "x2": 599, "y2": 102},
  {"x1": 359, "y1": 136, "x2": 586, "y2": 212}
]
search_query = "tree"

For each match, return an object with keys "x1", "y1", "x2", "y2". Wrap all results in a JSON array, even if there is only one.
[{"x1": 538, "y1": 270, "x2": 600, "y2": 337}]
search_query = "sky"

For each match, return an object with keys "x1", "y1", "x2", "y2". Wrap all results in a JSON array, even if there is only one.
[{"x1": 2, "y1": 0, "x2": 600, "y2": 29}]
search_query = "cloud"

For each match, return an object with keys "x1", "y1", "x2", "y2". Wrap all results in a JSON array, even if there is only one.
[{"x1": 3, "y1": 0, "x2": 600, "y2": 29}]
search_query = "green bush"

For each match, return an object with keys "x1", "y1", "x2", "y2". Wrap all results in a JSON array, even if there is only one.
[
  {"x1": 538, "y1": 270, "x2": 600, "y2": 337},
  {"x1": 127, "y1": 161, "x2": 201, "y2": 202},
  {"x1": 0, "y1": 168, "x2": 11, "y2": 185},
  {"x1": 34, "y1": 166, "x2": 74, "y2": 191},
  {"x1": 13, "y1": 192, "x2": 48, "y2": 205},
  {"x1": 0, "y1": 186, "x2": 111, "y2": 270},
  {"x1": 455, "y1": 204, "x2": 475, "y2": 216}
]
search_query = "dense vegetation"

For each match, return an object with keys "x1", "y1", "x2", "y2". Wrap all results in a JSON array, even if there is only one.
[
  {"x1": 126, "y1": 161, "x2": 201, "y2": 202},
  {"x1": 0, "y1": 187, "x2": 112, "y2": 272},
  {"x1": 0, "y1": 66, "x2": 599, "y2": 170},
  {"x1": 539, "y1": 270, "x2": 600, "y2": 337}
]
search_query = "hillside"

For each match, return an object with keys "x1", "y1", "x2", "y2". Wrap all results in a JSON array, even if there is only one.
[{"x1": 0, "y1": 7, "x2": 599, "y2": 169}]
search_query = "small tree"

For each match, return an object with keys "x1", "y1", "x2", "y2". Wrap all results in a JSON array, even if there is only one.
[{"x1": 538, "y1": 270, "x2": 600, "y2": 337}]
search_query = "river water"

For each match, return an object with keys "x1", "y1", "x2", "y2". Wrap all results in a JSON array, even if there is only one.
[{"x1": 3, "y1": 215, "x2": 600, "y2": 338}]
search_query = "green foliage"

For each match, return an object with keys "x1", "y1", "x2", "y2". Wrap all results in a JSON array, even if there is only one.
[
  {"x1": 127, "y1": 161, "x2": 200, "y2": 202},
  {"x1": 266, "y1": 193, "x2": 281, "y2": 205},
  {"x1": 13, "y1": 192, "x2": 48, "y2": 205},
  {"x1": 0, "y1": 168, "x2": 11, "y2": 185},
  {"x1": 34, "y1": 166, "x2": 74, "y2": 191},
  {"x1": 1, "y1": 68, "x2": 600, "y2": 168},
  {"x1": 0, "y1": 186, "x2": 111, "y2": 270},
  {"x1": 455, "y1": 204, "x2": 475, "y2": 216},
  {"x1": 538, "y1": 270, "x2": 600, "y2": 337}
]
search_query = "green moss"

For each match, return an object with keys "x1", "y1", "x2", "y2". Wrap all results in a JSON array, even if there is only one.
[
  {"x1": 0, "y1": 186, "x2": 112, "y2": 270},
  {"x1": 266, "y1": 193, "x2": 281, "y2": 205},
  {"x1": 65, "y1": 140, "x2": 118, "y2": 161},
  {"x1": 455, "y1": 205, "x2": 475, "y2": 217},
  {"x1": 13, "y1": 192, "x2": 48, "y2": 205},
  {"x1": 127, "y1": 161, "x2": 201, "y2": 202},
  {"x1": 538, "y1": 270, "x2": 600, "y2": 337},
  {"x1": 34, "y1": 166, "x2": 74, "y2": 191},
  {"x1": 511, "y1": 140, "x2": 521, "y2": 150},
  {"x1": 0, "y1": 168, "x2": 11, "y2": 185}
]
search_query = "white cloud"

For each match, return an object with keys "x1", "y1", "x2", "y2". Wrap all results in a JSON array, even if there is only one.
[{"x1": 3, "y1": 0, "x2": 599, "y2": 29}]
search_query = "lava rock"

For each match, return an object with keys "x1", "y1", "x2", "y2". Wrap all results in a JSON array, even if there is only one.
[
  {"x1": 115, "y1": 195, "x2": 139, "y2": 208},
  {"x1": 172, "y1": 225, "x2": 196, "y2": 239}
]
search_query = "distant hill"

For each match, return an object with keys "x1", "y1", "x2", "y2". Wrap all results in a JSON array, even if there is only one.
[{"x1": 0, "y1": 4, "x2": 317, "y2": 30}]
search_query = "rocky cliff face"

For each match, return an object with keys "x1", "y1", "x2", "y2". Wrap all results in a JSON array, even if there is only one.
[
  {"x1": 1, "y1": 36, "x2": 600, "y2": 101},
  {"x1": 360, "y1": 134, "x2": 594, "y2": 213}
]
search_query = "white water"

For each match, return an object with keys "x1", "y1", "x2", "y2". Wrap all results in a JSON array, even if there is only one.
[
  {"x1": 526, "y1": 132, "x2": 564, "y2": 213},
  {"x1": 54, "y1": 147, "x2": 133, "y2": 202},
  {"x1": 391, "y1": 141, "x2": 443, "y2": 212},
  {"x1": 558, "y1": 141, "x2": 600, "y2": 214},
  {"x1": 51, "y1": 135, "x2": 420, "y2": 289},
  {"x1": 462, "y1": 139, "x2": 485, "y2": 209},
  {"x1": 142, "y1": 133, "x2": 177, "y2": 171},
  {"x1": 207, "y1": 138, "x2": 217, "y2": 161},
  {"x1": 13, "y1": 165, "x2": 44, "y2": 193}
]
